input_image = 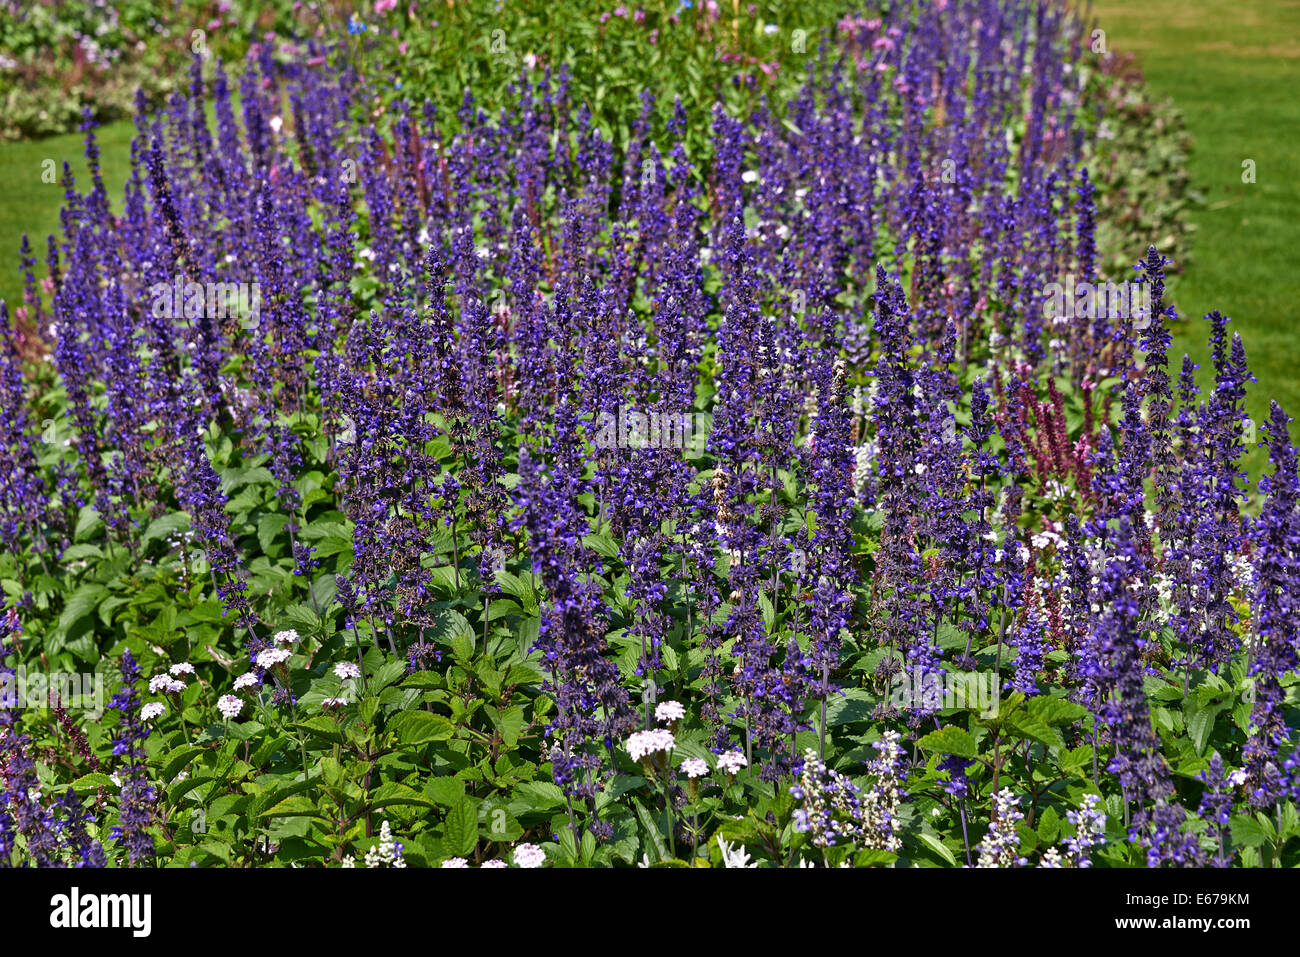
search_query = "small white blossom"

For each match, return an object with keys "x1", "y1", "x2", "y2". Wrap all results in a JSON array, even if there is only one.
[
  {"x1": 716, "y1": 835, "x2": 759, "y2": 868},
  {"x1": 364, "y1": 820, "x2": 406, "y2": 868},
  {"x1": 626, "y1": 729, "x2": 676, "y2": 761},
  {"x1": 513, "y1": 843, "x2": 547, "y2": 868},
  {"x1": 149, "y1": 675, "x2": 186, "y2": 694},
  {"x1": 140, "y1": 703, "x2": 166, "y2": 721},
  {"x1": 681, "y1": 757, "x2": 710, "y2": 779},
  {"x1": 654, "y1": 700, "x2": 685, "y2": 723},
  {"x1": 256, "y1": 647, "x2": 292, "y2": 669},
  {"x1": 716, "y1": 750, "x2": 748, "y2": 775},
  {"x1": 217, "y1": 695, "x2": 244, "y2": 720}
]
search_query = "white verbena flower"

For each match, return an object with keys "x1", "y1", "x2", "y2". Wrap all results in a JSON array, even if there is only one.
[
  {"x1": 681, "y1": 757, "x2": 710, "y2": 779},
  {"x1": 217, "y1": 695, "x2": 244, "y2": 720},
  {"x1": 169, "y1": 662, "x2": 196, "y2": 677},
  {"x1": 626, "y1": 729, "x2": 676, "y2": 761},
  {"x1": 140, "y1": 703, "x2": 166, "y2": 721},
  {"x1": 233, "y1": 672, "x2": 260, "y2": 691},
  {"x1": 513, "y1": 843, "x2": 546, "y2": 868},
  {"x1": 256, "y1": 647, "x2": 292, "y2": 669},
  {"x1": 334, "y1": 662, "x2": 362, "y2": 680},
  {"x1": 149, "y1": 675, "x2": 186, "y2": 694},
  {"x1": 654, "y1": 700, "x2": 686, "y2": 723},
  {"x1": 716, "y1": 750, "x2": 748, "y2": 775}
]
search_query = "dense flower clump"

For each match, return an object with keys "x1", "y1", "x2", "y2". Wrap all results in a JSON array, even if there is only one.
[{"x1": 0, "y1": 2, "x2": 1295, "y2": 868}]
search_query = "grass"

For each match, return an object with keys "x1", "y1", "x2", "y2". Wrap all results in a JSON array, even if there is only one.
[
  {"x1": 0, "y1": 119, "x2": 136, "y2": 314},
  {"x1": 1091, "y1": 0, "x2": 1300, "y2": 476}
]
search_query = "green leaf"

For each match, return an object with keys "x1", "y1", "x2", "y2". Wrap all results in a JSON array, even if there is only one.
[
  {"x1": 514, "y1": 781, "x2": 565, "y2": 811},
  {"x1": 425, "y1": 776, "x2": 466, "y2": 807},
  {"x1": 633, "y1": 799, "x2": 669, "y2": 863},
  {"x1": 488, "y1": 706, "x2": 526, "y2": 747},
  {"x1": 141, "y1": 512, "x2": 191, "y2": 551},
  {"x1": 915, "y1": 726, "x2": 977, "y2": 759},
  {"x1": 390, "y1": 710, "x2": 455, "y2": 745},
  {"x1": 1026, "y1": 697, "x2": 1090, "y2": 726},
  {"x1": 162, "y1": 746, "x2": 205, "y2": 783},
  {"x1": 69, "y1": 773, "x2": 113, "y2": 793},
  {"x1": 758, "y1": 592, "x2": 776, "y2": 634},
  {"x1": 917, "y1": 832, "x2": 957, "y2": 865},
  {"x1": 1037, "y1": 806, "x2": 1061, "y2": 845},
  {"x1": 74, "y1": 506, "x2": 103, "y2": 542},
  {"x1": 1187, "y1": 705, "x2": 1222, "y2": 756},
  {"x1": 367, "y1": 782, "x2": 434, "y2": 811},
  {"x1": 853, "y1": 849, "x2": 899, "y2": 867},
  {"x1": 433, "y1": 610, "x2": 476, "y2": 660},
  {"x1": 295, "y1": 717, "x2": 346, "y2": 745},
  {"x1": 262, "y1": 796, "x2": 331, "y2": 821},
  {"x1": 368, "y1": 659, "x2": 408, "y2": 694},
  {"x1": 1230, "y1": 814, "x2": 1269, "y2": 848},
  {"x1": 257, "y1": 513, "x2": 290, "y2": 553},
  {"x1": 442, "y1": 799, "x2": 479, "y2": 857},
  {"x1": 58, "y1": 583, "x2": 107, "y2": 632},
  {"x1": 1004, "y1": 713, "x2": 1064, "y2": 750},
  {"x1": 480, "y1": 802, "x2": 525, "y2": 842},
  {"x1": 582, "y1": 532, "x2": 620, "y2": 559}
]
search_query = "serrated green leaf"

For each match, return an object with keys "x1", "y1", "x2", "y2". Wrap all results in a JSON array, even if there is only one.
[
  {"x1": 442, "y1": 798, "x2": 479, "y2": 857},
  {"x1": 1027, "y1": 697, "x2": 1090, "y2": 726},
  {"x1": 389, "y1": 710, "x2": 455, "y2": 745},
  {"x1": 916, "y1": 726, "x2": 978, "y2": 759},
  {"x1": 1037, "y1": 806, "x2": 1060, "y2": 844},
  {"x1": 367, "y1": 781, "x2": 434, "y2": 811}
]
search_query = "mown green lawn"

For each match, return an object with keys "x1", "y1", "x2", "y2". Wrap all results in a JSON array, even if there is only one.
[
  {"x1": 0, "y1": 119, "x2": 136, "y2": 313},
  {"x1": 1092, "y1": 0, "x2": 1300, "y2": 476}
]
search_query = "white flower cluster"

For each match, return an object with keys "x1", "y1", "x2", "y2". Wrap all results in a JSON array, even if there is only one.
[
  {"x1": 654, "y1": 700, "x2": 685, "y2": 722},
  {"x1": 790, "y1": 748, "x2": 867, "y2": 849},
  {"x1": 860, "y1": 731, "x2": 905, "y2": 853},
  {"x1": 680, "y1": 757, "x2": 710, "y2": 779},
  {"x1": 716, "y1": 750, "x2": 748, "y2": 775},
  {"x1": 513, "y1": 843, "x2": 546, "y2": 868},
  {"x1": 217, "y1": 694, "x2": 243, "y2": 720},
  {"x1": 149, "y1": 675, "x2": 185, "y2": 694},
  {"x1": 851, "y1": 442, "x2": 876, "y2": 502},
  {"x1": 363, "y1": 820, "x2": 406, "y2": 868},
  {"x1": 716, "y1": 835, "x2": 760, "y2": 868},
  {"x1": 626, "y1": 728, "x2": 675, "y2": 762},
  {"x1": 1060, "y1": 792, "x2": 1107, "y2": 867},
  {"x1": 976, "y1": 788, "x2": 1026, "y2": 867},
  {"x1": 256, "y1": 647, "x2": 292, "y2": 669}
]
